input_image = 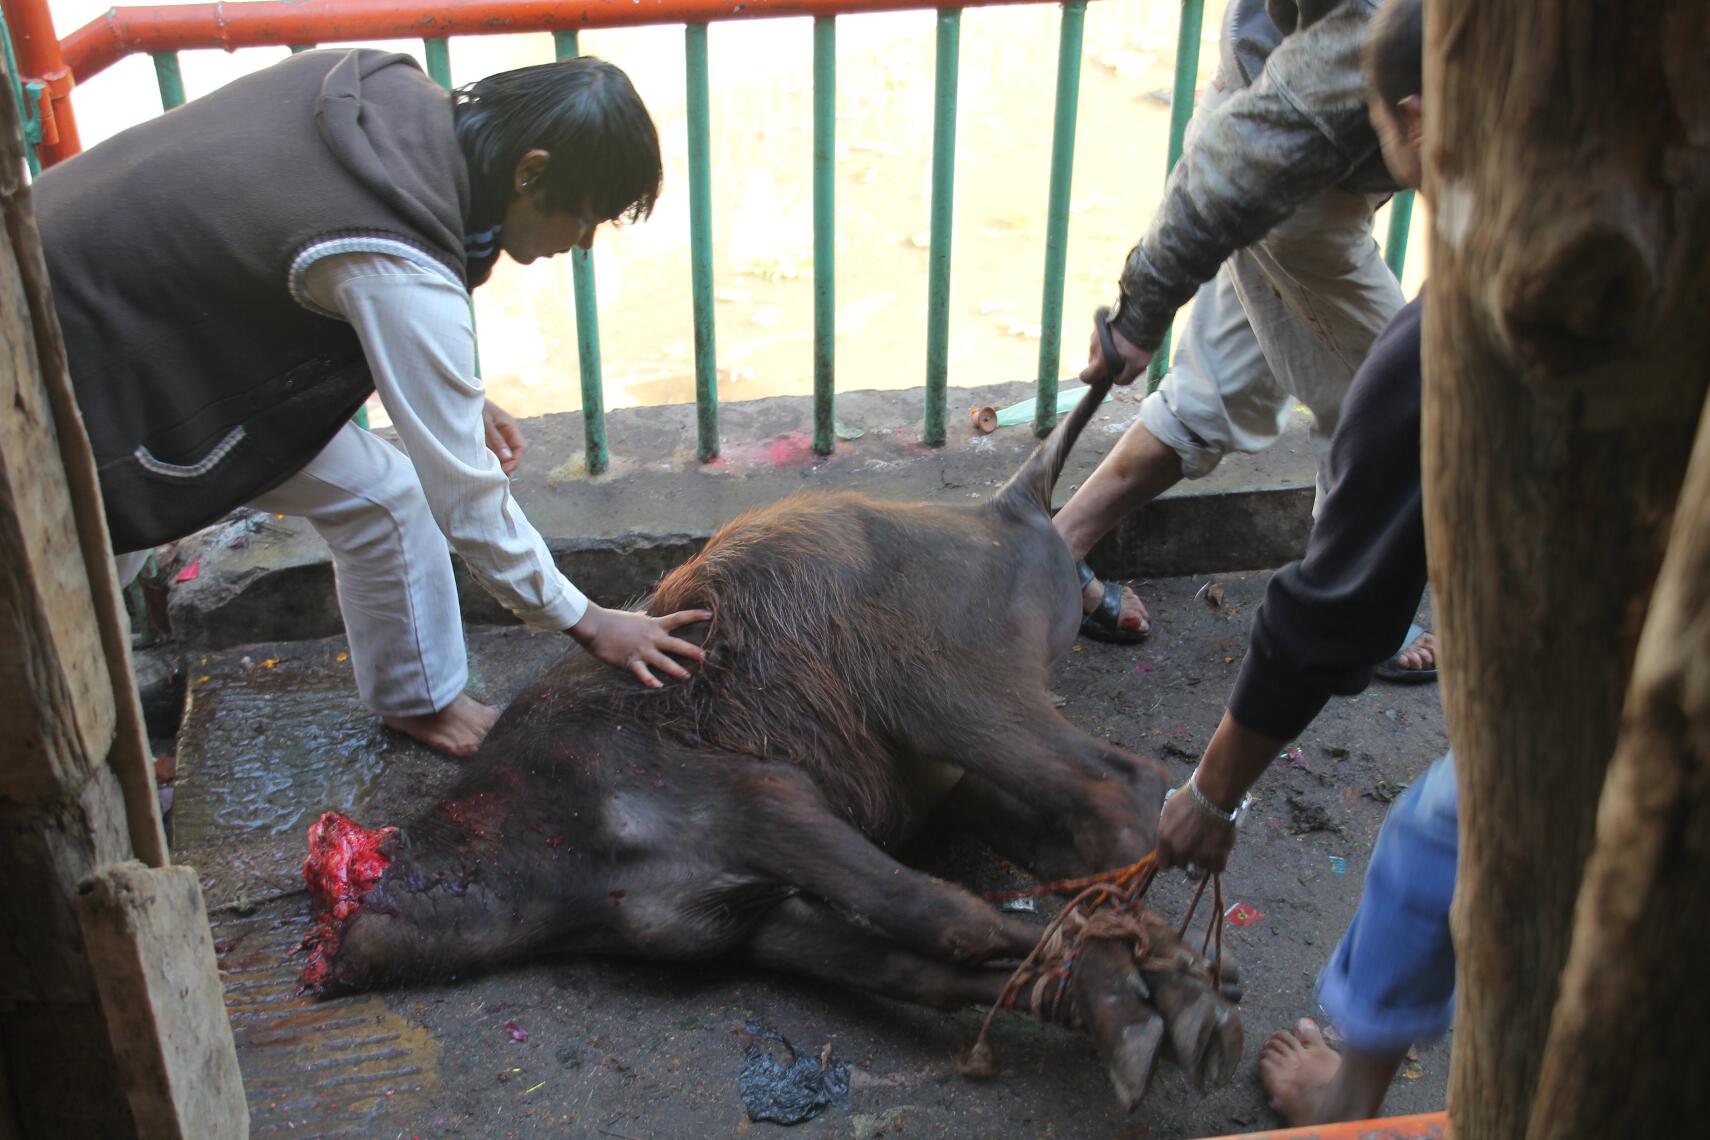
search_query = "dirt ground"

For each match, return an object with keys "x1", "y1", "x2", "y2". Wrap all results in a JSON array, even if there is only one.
[{"x1": 168, "y1": 569, "x2": 1448, "y2": 1139}]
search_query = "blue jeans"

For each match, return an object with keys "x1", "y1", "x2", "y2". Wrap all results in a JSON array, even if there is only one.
[{"x1": 1314, "y1": 752, "x2": 1458, "y2": 1053}]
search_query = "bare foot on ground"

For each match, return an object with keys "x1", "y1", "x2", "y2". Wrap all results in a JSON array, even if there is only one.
[
  {"x1": 1393, "y1": 631, "x2": 1436, "y2": 671},
  {"x1": 382, "y1": 692, "x2": 499, "y2": 757},
  {"x1": 1260, "y1": 1018, "x2": 1345, "y2": 1125},
  {"x1": 1081, "y1": 576, "x2": 1151, "y2": 636},
  {"x1": 1260, "y1": 1018, "x2": 1403, "y2": 1126}
]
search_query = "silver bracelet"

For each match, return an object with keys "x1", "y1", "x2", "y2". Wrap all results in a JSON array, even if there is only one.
[{"x1": 1164, "y1": 772, "x2": 1252, "y2": 828}]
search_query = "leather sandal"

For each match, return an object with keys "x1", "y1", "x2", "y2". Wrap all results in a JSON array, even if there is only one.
[{"x1": 1077, "y1": 560, "x2": 1149, "y2": 645}]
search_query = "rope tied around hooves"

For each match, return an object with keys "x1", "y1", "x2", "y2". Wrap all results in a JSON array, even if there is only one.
[{"x1": 958, "y1": 852, "x2": 1227, "y2": 1078}]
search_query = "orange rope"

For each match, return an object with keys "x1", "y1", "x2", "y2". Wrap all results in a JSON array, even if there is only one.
[{"x1": 966, "y1": 852, "x2": 1227, "y2": 1071}]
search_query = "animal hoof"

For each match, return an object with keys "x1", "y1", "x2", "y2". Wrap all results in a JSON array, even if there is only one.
[
  {"x1": 1105, "y1": 1014, "x2": 1165, "y2": 1112},
  {"x1": 1197, "y1": 1001, "x2": 1245, "y2": 1090}
]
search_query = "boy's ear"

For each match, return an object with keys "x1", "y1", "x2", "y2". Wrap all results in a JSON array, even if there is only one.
[{"x1": 1398, "y1": 94, "x2": 1425, "y2": 147}]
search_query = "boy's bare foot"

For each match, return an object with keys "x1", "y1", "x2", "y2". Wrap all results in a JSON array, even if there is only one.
[
  {"x1": 382, "y1": 693, "x2": 499, "y2": 757},
  {"x1": 1259, "y1": 1018, "x2": 1404, "y2": 1126}
]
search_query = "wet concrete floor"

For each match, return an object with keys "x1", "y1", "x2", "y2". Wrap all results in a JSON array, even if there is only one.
[{"x1": 170, "y1": 570, "x2": 1449, "y2": 1138}]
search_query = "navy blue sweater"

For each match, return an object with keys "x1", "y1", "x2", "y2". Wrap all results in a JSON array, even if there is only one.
[{"x1": 1227, "y1": 293, "x2": 1426, "y2": 741}]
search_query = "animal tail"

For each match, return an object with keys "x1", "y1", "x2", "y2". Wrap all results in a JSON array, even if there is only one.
[{"x1": 996, "y1": 347, "x2": 1117, "y2": 519}]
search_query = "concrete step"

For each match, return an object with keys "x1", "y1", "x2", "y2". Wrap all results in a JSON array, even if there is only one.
[{"x1": 162, "y1": 383, "x2": 1317, "y2": 649}]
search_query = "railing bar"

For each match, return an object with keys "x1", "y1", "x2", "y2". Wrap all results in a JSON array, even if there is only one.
[
  {"x1": 0, "y1": 7, "x2": 40, "y2": 174},
  {"x1": 685, "y1": 24, "x2": 719, "y2": 461},
  {"x1": 811, "y1": 14, "x2": 836, "y2": 456},
  {"x1": 1145, "y1": 0, "x2": 1205, "y2": 391},
  {"x1": 152, "y1": 49, "x2": 185, "y2": 110},
  {"x1": 1384, "y1": 189, "x2": 1415, "y2": 280},
  {"x1": 555, "y1": 28, "x2": 609, "y2": 474},
  {"x1": 1033, "y1": 0, "x2": 1085, "y2": 437},
  {"x1": 923, "y1": 7, "x2": 961, "y2": 447},
  {"x1": 423, "y1": 36, "x2": 451, "y2": 88},
  {"x1": 288, "y1": 44, "x2": 316, "y2": 53}
]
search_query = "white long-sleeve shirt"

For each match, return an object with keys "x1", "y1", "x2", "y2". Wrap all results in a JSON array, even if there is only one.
[{"x1": 300, "y1": 250, "x2": 589, "y2": 631}]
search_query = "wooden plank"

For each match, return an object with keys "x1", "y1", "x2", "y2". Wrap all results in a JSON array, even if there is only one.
[
  {"x1": 0, "y1": 50, "x2": 239, "y2": 1136},
  {"x1": 0, "y1": 211, "x2": 115, "y2": 803},
  {"x1": 76, "y1": 863, "x2": 249, "y2": 1139},
  {"x1": 0, "y1": 51, "x2": 164, "y2": 863}
]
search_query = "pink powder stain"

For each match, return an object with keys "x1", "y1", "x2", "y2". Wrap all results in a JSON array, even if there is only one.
[{"x1": 764, "y1": 431, "x2": 815, "y2": 466}]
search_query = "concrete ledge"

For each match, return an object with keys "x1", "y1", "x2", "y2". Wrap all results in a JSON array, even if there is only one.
[{"x1": 167, "y1": 382, "x2": 1317, "y2": 649}]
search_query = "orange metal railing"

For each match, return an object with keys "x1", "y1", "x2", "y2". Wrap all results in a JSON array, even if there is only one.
[
  {"x1": 58, "y1": 0, "x2": 1054, "y2": 83},
  {"x1": 1193, "y1": 1112, "x2": 1450, "y2": 1140}
]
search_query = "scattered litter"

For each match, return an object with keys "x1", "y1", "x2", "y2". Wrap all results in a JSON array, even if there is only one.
[
  {"x1": 1281, "y1": 744, "x2": 1328, "y2": 779},
  {"x1": 970, "y1": 405, "x2": 999, "y2": 433},
  {"x1": 1045, "y1": 690, "x2": 1069, "y2": 708},
  {"x1": 1286, "y1": 793, "x2": 1337, "y2": 834},
  {"x1": 1369, "y1": 779, "x2": 1410, "y2": 804},
  {"x1": 1133, "y1": 662, "x2": 1154, "y2": 673},
  {"x1": 505, "y1": 1021, "x2": 528, "y2": 1043},
  {"x1": 739, "y1": 1021, "x2": 850, "y2": 1126},
  {"x1": 1328, "y1": 855, "x2": 1348, "y2": 875},
  {"x1": 998, "y1": 896, "x2": 1038, "y2": 915},
  {"x1": 834, "y1": 423, "x2": 867, "y2": 441},
  {"x1": 988, "y1": 383, "x2": 1113, "y2": 429},
  {"x1": 1322, "y1": 743, "x2": 1350, "y2": 759},
  {"x1": 1224, "y1": 902, "x2": 1265, "y2": 927},
  {"x1": 1201, "y1": 582, "x2": 1226, "y2": 608},
  {"x1": 174, "y1": 557, "x2": 201, "y2": 583}
]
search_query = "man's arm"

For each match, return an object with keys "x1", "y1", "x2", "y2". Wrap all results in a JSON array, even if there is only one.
[
  {"x1": 1111, "y1": 0, "x2": 1382, "y2": 351},
  {"x1": 304, "y1": 252, "x2": 591, "y2": 633},
  {"x1": 1158, "y1": 297, "x2": 1427, "y2": 870}
]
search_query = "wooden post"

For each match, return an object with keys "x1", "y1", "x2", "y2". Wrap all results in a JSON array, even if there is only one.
[
  {"x1": 1, "y1": 52, "x2": 247, "y2": 1136},
  {"x1": 1424, "y1": 2, "x2": 1710, "y2": 1136},
  {"x1": 1526, "y1": 357, "x2": 1710, "y2": 1135}
]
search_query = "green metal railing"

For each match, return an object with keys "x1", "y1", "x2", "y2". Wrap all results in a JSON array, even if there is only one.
[
  {"x1": 1143, "y1": 0, "x2": 1206, "y2": 392},
  {"x1": 110, "y1": 0, "x2": 1413, "y2": 465},
  {"x1": 0, "y1": 4, "x2": 46, "y2": 174}
]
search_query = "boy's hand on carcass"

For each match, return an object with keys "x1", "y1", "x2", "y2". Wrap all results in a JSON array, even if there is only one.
[
  {"x1": 568, "y1": 605, "x2": 713, "y2": 688},
  {"x1": 483, "y1": 398, "x2": 527, "y2": 475}
]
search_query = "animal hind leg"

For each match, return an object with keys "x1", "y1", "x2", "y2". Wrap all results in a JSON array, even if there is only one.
[{"x1": 920, "y1": 705, "x2": 1169, "y2": 875}]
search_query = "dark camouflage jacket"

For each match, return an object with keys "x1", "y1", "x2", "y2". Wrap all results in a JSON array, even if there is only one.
[{"x1": 1111, "y1": 0, "x2": 1395, "y2": 352}]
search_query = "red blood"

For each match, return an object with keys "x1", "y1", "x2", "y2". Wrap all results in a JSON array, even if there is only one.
[
  {"x1": 298, "y1": 812, "x2": 397, "y2": 991},
  {"x1": 609, "y1": 890, "x2": 626, "y2": 907},
  {"x1": 436, "y1": 768, "x2": 523, "y2": 840},
  {"x1": 546, "y1": 836, "x2": 564, "y2": 849}
]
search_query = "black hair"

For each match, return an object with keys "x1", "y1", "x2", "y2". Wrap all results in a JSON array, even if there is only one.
[
  {"x1": 1364, "y1": 0, "x2": 1425, "y2": 105},
  {"x1": 454, "y1": 56, "x2": 662, "y2": 229}
]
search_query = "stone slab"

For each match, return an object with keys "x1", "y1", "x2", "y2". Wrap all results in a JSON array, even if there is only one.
[{"x1": 165, "y1": 385, "x2": 1317, "y2": 648}]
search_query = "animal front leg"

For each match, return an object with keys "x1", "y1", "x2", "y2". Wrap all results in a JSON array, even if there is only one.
[
  {"x1": 740, "y1": 896, "x2": 1015, "y2": 1010},
  {"x1": 737, "y1": 769, "x2": 1038, "y2": 965}
]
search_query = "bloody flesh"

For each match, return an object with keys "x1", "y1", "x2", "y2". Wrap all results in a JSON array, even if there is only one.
[{"x1": 299, "y1": 811, "x2": 396, "y2": 990}]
